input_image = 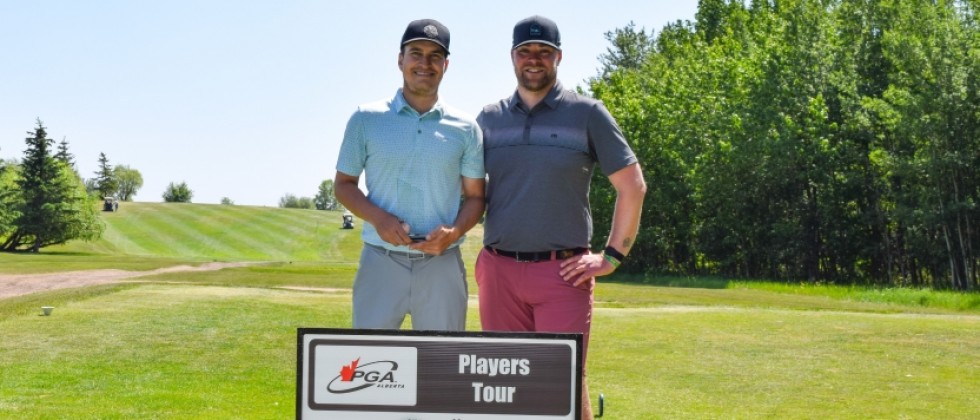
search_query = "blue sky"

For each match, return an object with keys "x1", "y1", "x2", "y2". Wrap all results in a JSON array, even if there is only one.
[{"x1": 1, "y1": 1, "x2": 698, "y2": 206}]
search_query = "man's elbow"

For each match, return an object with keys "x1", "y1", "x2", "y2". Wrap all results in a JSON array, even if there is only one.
[
  {"x1": 333, "y1": 182, "x2": 358, "y2": 206},
  {"x1": 615, "y1": 164, "x2": 647, "y2": 197},
  {"x1": 635, "y1": 176, "x2": 648, "y2": 197}
]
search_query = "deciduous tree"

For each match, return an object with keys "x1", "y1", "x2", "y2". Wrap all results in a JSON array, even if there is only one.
[
  {"x1": 314, "y1": 179, "x2": 338, "y2": 210},
  {"x1": 0, "y1": 160, "x2": 20, "y2": 243},
  {"x1": 113, "y1": 165, "x2": 143, "y2": 201},
  {"x1": 588, "y1": 0, "x2": 979, "y2": 289},
  {"x1": 279, "y1": 193, "x2": 314, "y2": 209},
  {"x1": 162, "y1": 181, "x2": 193, "y2": 203}
]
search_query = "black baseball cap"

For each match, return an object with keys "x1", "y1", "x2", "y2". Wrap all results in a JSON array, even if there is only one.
[
  {"x1": 512, "y1": 15, "x2": 561, "y2": 50},
  {"x1": 401, "y1": 19, "x2": 450, "y2": 55}
]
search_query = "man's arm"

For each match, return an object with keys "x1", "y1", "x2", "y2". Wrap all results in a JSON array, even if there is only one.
[
  {"x1": 334, "y1": 171, "x2": 413, "y2": 246},
  {"x1": 560, "y1": 162, "x2": 647, "y2": 286},
  {"x1": 604, "y1": 162, "x2": 647, "y2": 257},
  {"x1": 410, "y1": 176, "x2": 486, "y2": 255}
]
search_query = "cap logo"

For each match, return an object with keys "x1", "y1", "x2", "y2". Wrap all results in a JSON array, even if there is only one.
[
  {"x1": 423, "y1": 24, "x2": 439, "y2": 38},
  {"x1": 529, "y1": 23, "x2": 543, "y2": 37}
]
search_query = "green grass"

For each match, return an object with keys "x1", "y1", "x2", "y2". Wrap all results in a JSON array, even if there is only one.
[
  {"x1": 46, "y1": 202, "x2": 363, "y2": 263},
  {"x1": 0, "y1": 252, "x2": 204, "y2": 274},
  {"x1": 588, "y1": 306, "x2": 979, "y2": 418},
  {"x1": 0, "y1": 285, "x2": 338, "y2": 418},
  {"x1": 0, "y1": 201, "x2": 470, "y2": 273},
  {"x1": 614, "y1": 274, "x2": 980, "y2": 313},
  {"x1": 1, "y1": 202, "x2": 978, "y2": 418},
  {"x1": 2, "y1": 282, "x2": 977, "y2": 419}
]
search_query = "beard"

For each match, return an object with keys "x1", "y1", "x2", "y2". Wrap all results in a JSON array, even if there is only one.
[{"x1": 515, "y1": 67, "x2": 557, "y2": 93}]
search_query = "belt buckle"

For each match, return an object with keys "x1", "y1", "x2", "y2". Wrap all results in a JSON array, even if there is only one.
[
  {"x1": 407, "y1": 252, "x2": 428, "y2": 261},
  {"x1": 556, "y1": 249, "x2": 575, "y2": 259},
  {"x1": 514, "y1": 251, "x2": 533, "y2": 263}
]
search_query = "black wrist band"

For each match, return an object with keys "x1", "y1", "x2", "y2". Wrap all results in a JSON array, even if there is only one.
[{"x1": 603, "y1": 246, "x2": 625, "y2": 263}]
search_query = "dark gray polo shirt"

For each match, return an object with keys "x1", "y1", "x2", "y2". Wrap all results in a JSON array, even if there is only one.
[{"x1": 477, "y1": 81, "x2": 638, "y2": 251}]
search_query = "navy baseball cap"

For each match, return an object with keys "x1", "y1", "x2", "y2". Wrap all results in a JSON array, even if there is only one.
[
  {"x1": 512, "y1": 15, "x2": 561, "y2": 50},
  {"x1": 401, "y1": 19, "x2": 450, "y2": 55}
]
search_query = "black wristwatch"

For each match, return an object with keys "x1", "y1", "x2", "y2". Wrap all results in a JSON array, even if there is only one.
[{"x1": 603, "y1": 246, "x2": 625, "y2": 263}]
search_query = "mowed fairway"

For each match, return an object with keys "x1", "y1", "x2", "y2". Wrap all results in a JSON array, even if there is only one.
[{"x1": 1, "y1": 203, "x2": 978, "y2": 418}]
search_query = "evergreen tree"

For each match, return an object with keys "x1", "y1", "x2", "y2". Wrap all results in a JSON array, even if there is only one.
[
  {"x1": 597, "y1": 22, "x2": 654, "y2": 77},
  {"x1": 54, "y1": 137, "x2": 75, "y2": 169},
  {"x1": 3, "y1": 119, "x2": 102, "y2": 252},
  {"x1": 94, "y1": 152, "x2": 117, "y2": 198},
  {"x1": 6, "y1": 120, "x2": 58, "y2": 251}
]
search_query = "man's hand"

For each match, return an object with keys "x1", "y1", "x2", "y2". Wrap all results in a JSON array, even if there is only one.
[
  {"x1": 408, "y1": 225, "x2": 459, "y2": 255},
  {"x1": 375, "y1": 215, "x2": 414, "y2": 246},
  {"x1": 559, "y1": 252, "x2": 614, "y2": 287}
]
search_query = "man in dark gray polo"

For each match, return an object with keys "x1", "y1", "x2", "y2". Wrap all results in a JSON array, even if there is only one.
[{"x1": 475, "y1": 15, "x2": 647, "y2": 419}]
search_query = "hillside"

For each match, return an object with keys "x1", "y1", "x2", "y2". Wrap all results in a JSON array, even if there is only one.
[
  {"x1": 50, "y1": 202, "x2": 486, "y2": 265},
  {"x1": 57, "y1": 202, "x2": 364, "y2": 262}
]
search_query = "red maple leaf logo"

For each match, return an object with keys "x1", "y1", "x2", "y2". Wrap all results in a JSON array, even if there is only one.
[{"x1": 340, "y1": 358, "x2": 360, "y2": 382}]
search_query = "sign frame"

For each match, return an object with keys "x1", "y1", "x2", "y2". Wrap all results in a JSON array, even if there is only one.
[{"x1": 297, "y1": 328, "x2": 583, "y2": 419}]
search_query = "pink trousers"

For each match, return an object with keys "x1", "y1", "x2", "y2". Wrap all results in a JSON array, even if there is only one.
[{"x1": 475, "y1": 248, "x2": 595, "y2": 359}]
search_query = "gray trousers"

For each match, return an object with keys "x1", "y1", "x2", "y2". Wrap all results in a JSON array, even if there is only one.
[{"x1": 352, "y1": 243, "x2": 467, "y2": 330}]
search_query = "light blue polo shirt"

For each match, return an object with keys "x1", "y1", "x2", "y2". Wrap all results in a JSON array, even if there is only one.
[{"x1": 337, "y1": 89, "x2": 484, "y2": 252}]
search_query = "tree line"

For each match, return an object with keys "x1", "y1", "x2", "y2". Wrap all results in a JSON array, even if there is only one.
[
  {"x1": 588, "y1": 0, "x2": 979, "y2": 290},
  {"x1": 278, "y1": 180, "x2": 340, "y2": 210}
]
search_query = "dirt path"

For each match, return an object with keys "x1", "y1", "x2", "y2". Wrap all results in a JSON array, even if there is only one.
[{"x1": 0, "y1": 262, "x2": 256, "y2": 299}]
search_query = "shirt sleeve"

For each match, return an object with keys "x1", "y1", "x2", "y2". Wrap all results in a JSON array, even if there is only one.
[
  {"x1": 589, "y1": 102, "x2": 638, "y2": 176},
  {"x1": 336, "y1": 109, "x2": 366, "y2": 177},
  {"x1": 460, "y1": 121, "x2": 485, "y2": 179}
]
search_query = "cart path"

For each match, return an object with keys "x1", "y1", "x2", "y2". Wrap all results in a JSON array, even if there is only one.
[{"x1": 0, "y1": 262, "x2": 257, "y2": 299}]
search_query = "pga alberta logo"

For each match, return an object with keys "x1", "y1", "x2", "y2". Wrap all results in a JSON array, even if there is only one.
[
  {"x1": 313, "y1": 345, "x2": 418, "y2": 406},
  {"x1": 328, "y1": 357, "x2": 402, "y2": 393}
]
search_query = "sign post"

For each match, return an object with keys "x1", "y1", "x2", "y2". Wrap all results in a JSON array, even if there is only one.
[{"x1": 297, "y1": 328, "x2": 582, "y2": 419}]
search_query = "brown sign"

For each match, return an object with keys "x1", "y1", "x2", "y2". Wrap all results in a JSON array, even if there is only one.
[{"x1": 297, "y1": 328, "x2": 582, "y2": 419}]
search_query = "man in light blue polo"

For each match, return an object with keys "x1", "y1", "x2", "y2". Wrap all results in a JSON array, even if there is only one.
[{"x1": 334, "y1": 18, "x2": 485, "y2": 331}]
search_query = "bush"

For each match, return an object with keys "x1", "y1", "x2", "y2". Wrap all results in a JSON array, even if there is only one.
[{"x1": 163, "y1": 182, "x2": 193, "y2": 203}]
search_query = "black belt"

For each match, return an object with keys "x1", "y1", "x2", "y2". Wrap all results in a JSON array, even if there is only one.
[{"x1": 485, "y1": 246, "x2": 589, "y2": 263}]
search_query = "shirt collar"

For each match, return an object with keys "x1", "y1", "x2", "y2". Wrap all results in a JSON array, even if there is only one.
[
  {"x1": 393, "y1": 88, "x2": 444, "y2": 118},
  {"x1": 507, "y1": 81, "x2": 564, "y2": 112}
]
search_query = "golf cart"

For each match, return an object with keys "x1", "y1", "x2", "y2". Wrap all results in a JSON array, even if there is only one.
[
  {"x1": 102, "y1": 196, "x2": 119, "y2": 212},
  {"x1": 342, "y1": 211, "x2": 355, "y2": 229}
]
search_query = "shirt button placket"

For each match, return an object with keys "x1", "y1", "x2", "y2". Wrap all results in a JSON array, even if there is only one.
[{"x1": 523, "y1": 114, "x2": 533, "y2": 143}]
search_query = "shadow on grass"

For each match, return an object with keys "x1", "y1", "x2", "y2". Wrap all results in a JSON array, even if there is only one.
[{"x1": 0, "y1": 250, "x2": 100, "y2": 256}]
